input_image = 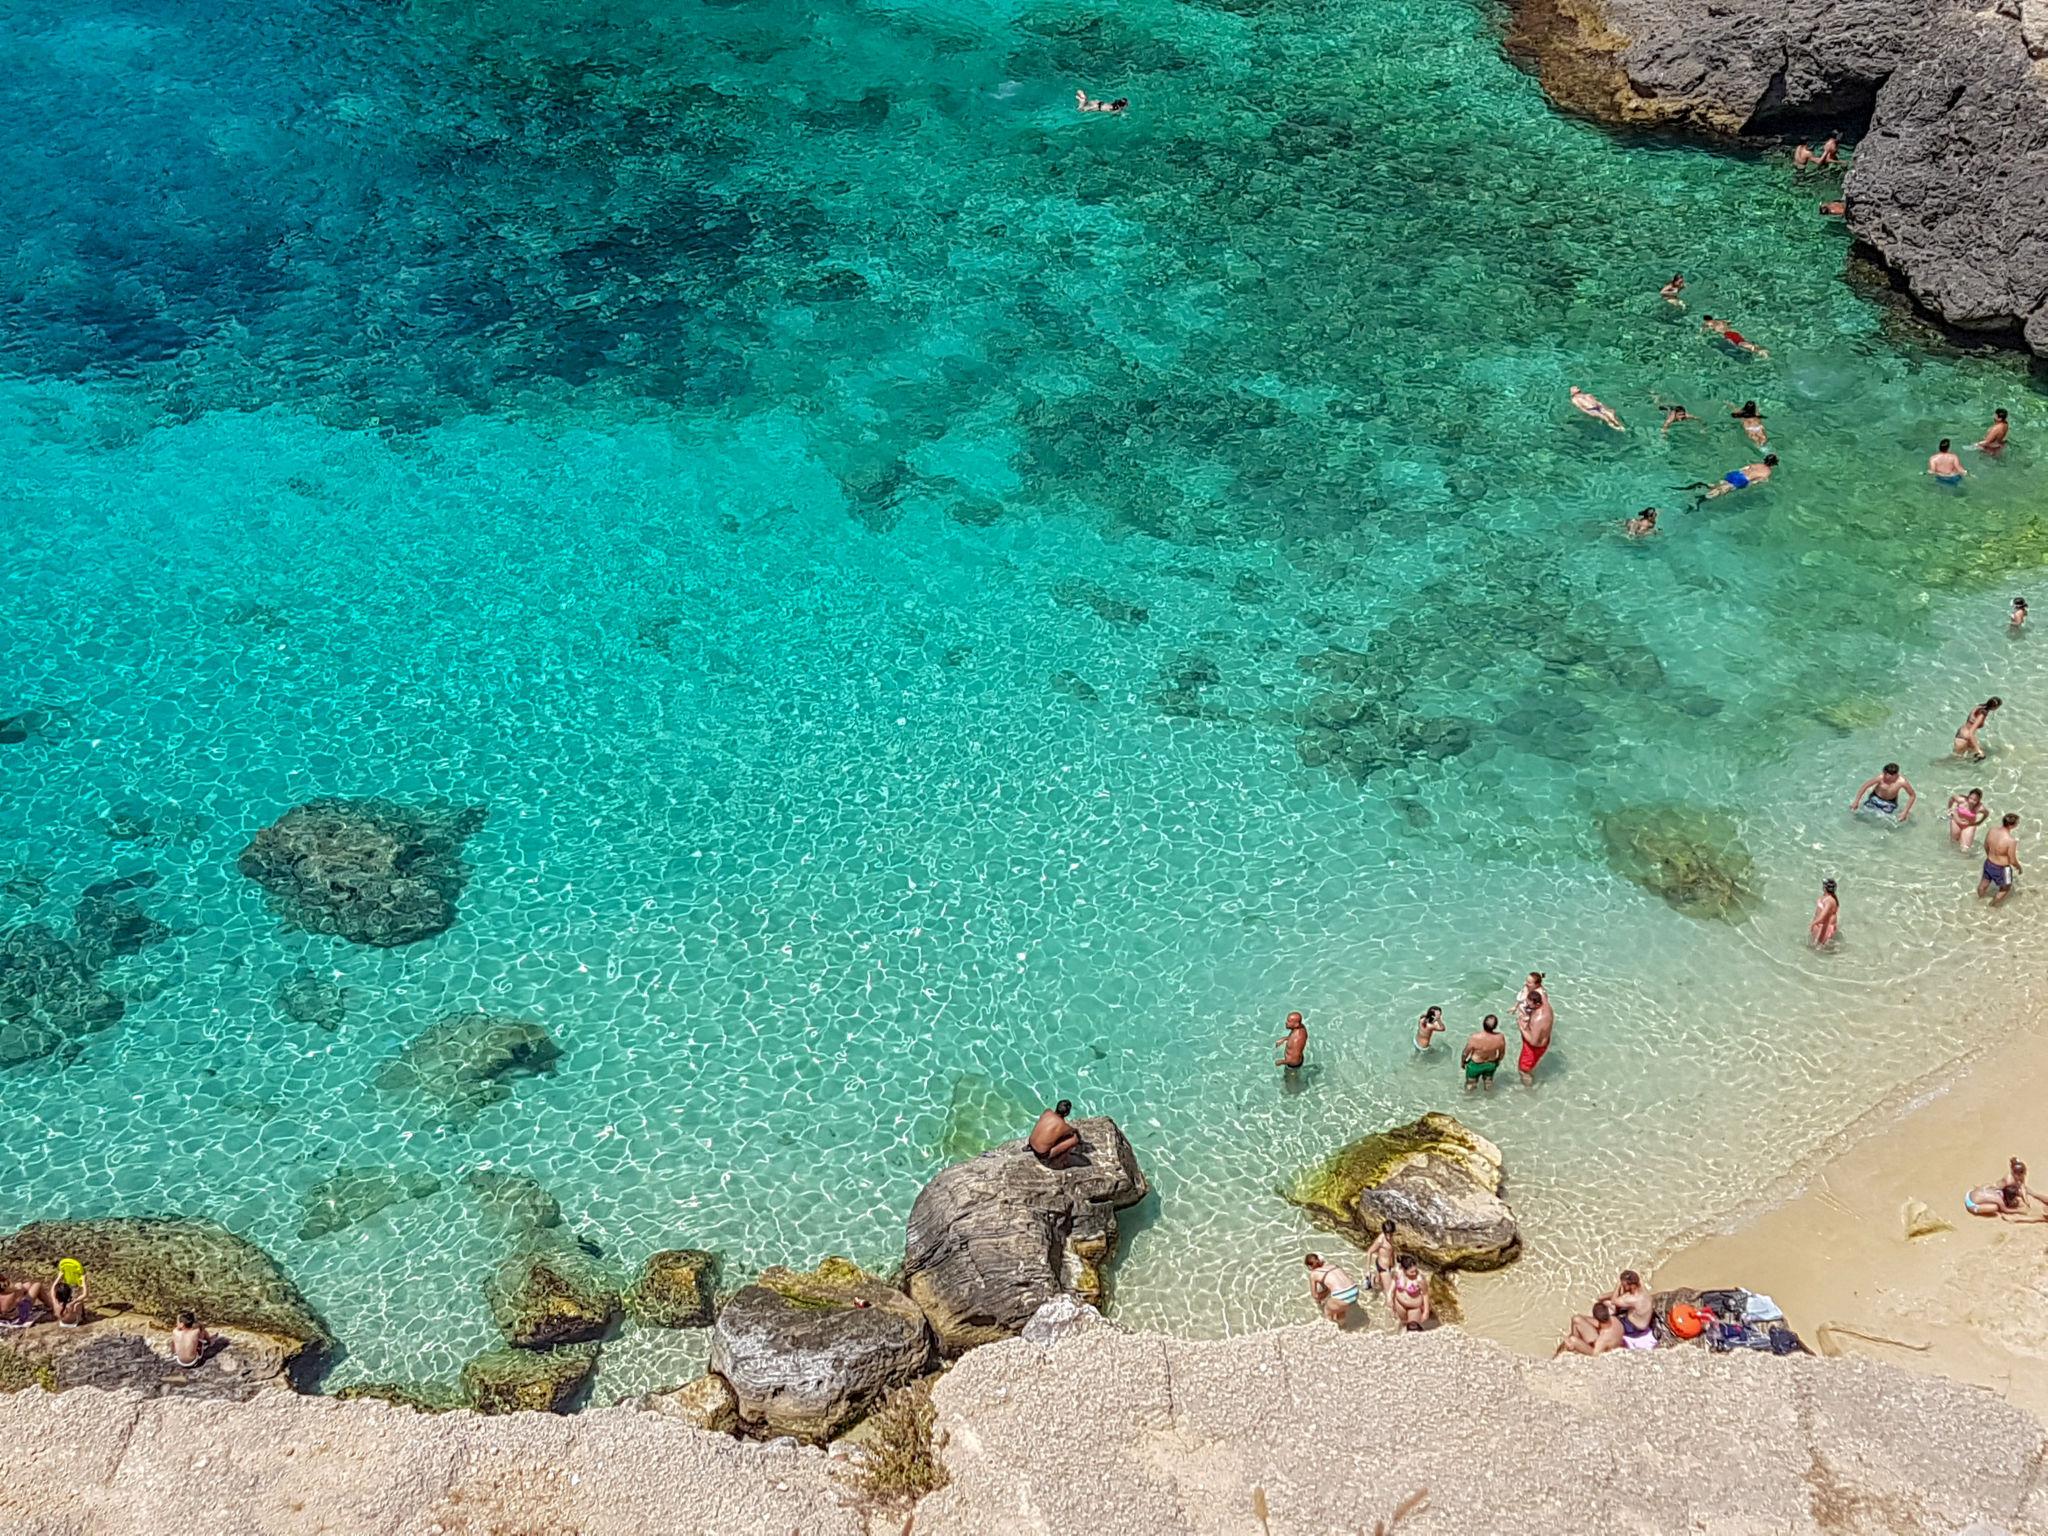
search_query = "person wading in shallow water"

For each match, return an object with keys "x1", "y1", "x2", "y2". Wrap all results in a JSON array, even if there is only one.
[
  {"x1": 1304, "y1": 1253, "x2": 1358, "y2": 1324},
  {"x1": 1515, "y1": 985, "x2": 1553, "y2": 1085},
  {"x1": 1275, "y1": 1010, "x2": 1308, "y2": 1075},
  {"x1": 1979, "y1": 813, "x2": 2023, "y2": 906},
  {"x1": 1461, "y1": 1015, "x2": 1506, "y2": 1093},
  {"x1": 1028, "y1": 1099, "x2": 1081, "y2": 1164},
  {"x1": 1850, "y1": 762, "x2": 1916, "y2": 823},
  {"x1": 1809, "y1": 878, "x2": 1839, "y2": 947}
]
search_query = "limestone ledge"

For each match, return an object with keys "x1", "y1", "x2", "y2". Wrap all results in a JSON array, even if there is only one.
[{"x1": 3, "y1": 1324, "x2": 2043, "y2": 1535}]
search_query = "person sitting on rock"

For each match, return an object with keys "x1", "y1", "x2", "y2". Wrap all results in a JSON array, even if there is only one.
[
  {"x1": 170, "y1": 1311, "x2": 216, "y2": 1367},
  {"x1": 1304, "y1": 1253, "x2": 1358, "y2": 1324},
  {"x1": 1599, "y1": 1270, "x2": 1657, "y2": 1351},
  {"x1": 46, "y1": 1281, "x2": 86, "y2": 1329},
  {"x1": 1028, "y1": 1099, "x2": 1081, "y2": 1165},
  {"x1": 1554, "y1": 1300, "x2": 1624, "y2": 1357},
  {"x1": 0, "y1": 1273, "x2": 34, "y2": 1328},
  {"x1": 1389, "y1": 1257, "x2": 1431, "y2": 1331}
]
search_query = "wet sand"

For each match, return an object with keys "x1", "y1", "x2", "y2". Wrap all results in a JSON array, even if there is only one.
[{"x1": 1468, "y1": 1038, "x2": 2048, "y2": 1423}]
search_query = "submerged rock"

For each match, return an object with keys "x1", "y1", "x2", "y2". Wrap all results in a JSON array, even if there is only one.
[
  {"x1": 932, "y1": 1072, "x2": 1038, "y2": 1163},
  {"x1": 1503, "y1": 0, "x2": 2048, "y2": 353},
  {"x1": 902, "y1": 1116, "x2": 1149, "y2": 1356},
  {"x1": 485, "y1": 1240, "x2": 622, "y2": 1348},
  {"x1": 1285, "y1": 1112, "x2": 1521, "y2": 1271},
  {"x1": 1051, "y1": 578, "x2": 1148, "y2": 628},
  {"x1": 461, "y1": 1342, "x2": 599, "y2": 1415},
  {"x1": 0, "y1": 918, "x2": 134, "y2": 1069},
  {"x1": 463, "y1": 1167, "x2": 564, "y2": 1239},
  {"x1": 237, "y1": 797, "x2": 487, "y2": 948},
  {"x1": 276, "y1": 969, "x2": 351, "y2": 1032},
  {"x1": 0, "y1": 1218, "x2": 334, "y2": 1385},
  {"x1": 708, "y1": 1259, "x2": 934, "y2": 1443},
  {"x1": 1598, "y1": 803, "x2": 1761, "y2": 920},
  {"x1": 296, "y1": 1168, "x2": 444, "y2": 1241},
  {"x1": 375, "y1": 1012, "x2": 560, "y2": 1125},
  {"x1": 624, "y1": 1248, "x2": 720, "y2": 1330}
]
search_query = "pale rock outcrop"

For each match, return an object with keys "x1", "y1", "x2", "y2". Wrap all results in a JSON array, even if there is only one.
[
  {"x1": 1285, "y1": 1112, "x2": 1521, "y2": 1270},
  {"x1": 638, "y1": 1373, "x2": 740, "y2": 1433},
  {"x1": 707, "y1": 1258, "x2": 933, "y2": 1443},
  {"x1": 902, "y1": 1115, "x2": 1148, "y2": 1355}
]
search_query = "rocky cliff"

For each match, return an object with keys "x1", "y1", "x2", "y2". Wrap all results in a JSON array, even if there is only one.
[
  {"x1": 1505, "y1": 0, "x2": 2048, "y2": 352},
  {"x1": 4, "y1": 1324, "x2": 2042, "y2": 1534}
]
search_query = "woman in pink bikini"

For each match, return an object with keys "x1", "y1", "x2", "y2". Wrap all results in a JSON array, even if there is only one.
[
  {"x1": 1809, "y1": 879, "x2": 1839, "y2": 948},
  {"x1": 1949, "y1": 788, "x2": 1990, "y2": 850}
]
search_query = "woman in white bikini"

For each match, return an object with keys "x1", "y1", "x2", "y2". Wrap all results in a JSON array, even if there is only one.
[{"x1": 171, "y1": 1311, "x2": 215, "y2": 1367}]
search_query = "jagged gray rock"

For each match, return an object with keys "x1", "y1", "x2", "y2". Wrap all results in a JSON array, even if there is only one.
[
  {"x1": 1505, "y1": 0, "x2": 2048, "y2": 350},
  {"x1": 706, "y1": 1260, "x2": 933, "y2": 1443},
  {"x1": 901, "y1": 1115, "x2": 1148, "y2": 1356}
]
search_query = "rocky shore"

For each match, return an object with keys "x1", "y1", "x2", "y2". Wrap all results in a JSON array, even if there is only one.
[
  {"x1": 3, "y1": 1324, "x2": 2042, "y2": 1534},
  {"x1": 1503, "y1": 0, "x2": 2048, "y2": 351}
]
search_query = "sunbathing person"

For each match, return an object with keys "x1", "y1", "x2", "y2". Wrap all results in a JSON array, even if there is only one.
[{"x1": 1554, "y1": 1300, "x2": 1624, "y2": 1357}]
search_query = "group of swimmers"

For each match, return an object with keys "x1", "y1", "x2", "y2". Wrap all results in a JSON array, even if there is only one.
[
  {"x1": 1273, "y1": 971, "x2": 1556, "y2": 1093},
  {"x1": 1305, "y1": 1235, "x2": 1432, "y2": 1331},
  {"x1": 1826, "y1": 691, "x2": 2026, "y2": 936}
]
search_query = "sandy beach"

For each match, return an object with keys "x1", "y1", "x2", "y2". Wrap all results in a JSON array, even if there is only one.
[{"x1": 1459, "y1": 1036, "x2": 2048, "y2": 1423}]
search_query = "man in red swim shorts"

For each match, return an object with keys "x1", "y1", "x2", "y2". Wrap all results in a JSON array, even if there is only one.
[
  {"x1": 1516, "y1": 986, "x2": 1553, "y2": 1085},
  {"x1": 1701, "y1": 314, "x2": 1768, "y2": 357}
]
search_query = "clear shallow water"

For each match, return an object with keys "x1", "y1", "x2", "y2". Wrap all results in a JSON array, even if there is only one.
[{"x1": 1, "y1": 0, "x2": 2043, "y2": 1388}]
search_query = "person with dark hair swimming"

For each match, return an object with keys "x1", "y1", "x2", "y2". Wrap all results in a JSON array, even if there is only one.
[
  {"x1": 1075, "y1": 90, "x2": 1127, "y2": 114},
  {"x1": 1728, "y1": 399, "x2": 1768, "y2": 447},
  {"x1": 1623, "y1": 507, "x2": 1658, "y2": 537},
  {"x1": 1688, "y1": 454, "x2": 1776, "y2": 502}
]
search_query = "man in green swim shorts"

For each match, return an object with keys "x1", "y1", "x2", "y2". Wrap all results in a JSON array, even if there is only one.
[{"x1": 1461, "y1": 1014, "x2": 1506, "y2": 1093}]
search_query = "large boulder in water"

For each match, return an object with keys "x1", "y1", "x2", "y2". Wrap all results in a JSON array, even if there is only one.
[
  {"x1": 0, "y1": 1218, "x2": 334, "y2": 1385},
  {"x1": 624, "y1": 1247, "x2": 720, "y2": 1329},
  {"x1": 1284, "y1": 1112, "x2": 1522, "y2": 1272},
  {"x1": 708, "y1": 1258, "x2": 934, "y2": 1443},
  {"x1": 0, "y1": 1312, "x2": 297, "y2": 1402},
  {"x1": 375, "y1": 1012, "x2": 560, "y2": 1126},
  {"x1": 485, "y1": 1239, "x2": 622, "y2": 1348},
  {"x1": 237, "y1": 797, "x2": 486, "y2": 948},
  {"x1": 1598, "y1": 803, "x2": 1760, "y2": 920},
  {"x1": 901, "y1": 1115, "x2": 1149, "y2": 1356}
]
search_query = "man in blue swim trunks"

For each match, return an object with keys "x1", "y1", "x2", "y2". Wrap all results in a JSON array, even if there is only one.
[
  {"x1": 1850, "y1": 763, "x2": 1916, "y2": 823},
  {"x1": 1929, "y1": 439, "x2": 1968, "y2": 486},
  {"x1": 1979, "y1": 812, "x2": 2022, "y2": 906},
  {"x1": 1691, "y1": 453, "x2": 1777, "y2": 504}
]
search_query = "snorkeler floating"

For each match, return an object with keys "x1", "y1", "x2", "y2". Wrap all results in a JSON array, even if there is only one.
[
  {"x1": 1684, "y1": 454, "x2": 1777, "y2": 504},
  {"x1": 1075, "y1": 90, "x2": 1127, "y2": 114},
  {"x1": 1702, "y1": 315, "x2": 1768, "y2": 358},
  {"x1": 1569, "y1": 386, "x2": 1625, "y2": 432}
]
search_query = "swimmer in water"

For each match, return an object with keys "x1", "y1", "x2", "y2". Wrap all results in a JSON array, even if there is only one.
[
  {"x1": 1622, "y1": 507, "x2": 1659, "y2": 537},
  {"x1": 1979, "y1": 812, "x2": 2022, "y2": 906},
  {"x1": 1954, "y1": 697, "x2": 2002, "y2": 762},
  {"x1": 1569, "y1": 387, "x2": 1625, "y2": 432},
  {"x1": 1687, "y1": 454, "x2": 1777, "y2": 502},
  {"x1": 1275, "y1": 1010, "x2": 1308, "y2": 1074},
  {"x1": 1728, "y1": 400, "x2": 1768, "y2": 447},
  {"x1": 1949, "y1": 788, "x2": 1990, "y2": 850},
  {"x1": 1415, "y1": 1006, "x2": 1445, "y2": 1051},
  {"x1": 1817, "y1": 132, "x2": 1841, "y2": 167},
  {"x1": 1792, "y1": 141, "x2": 1813, "y2": 170},
  {"x1": 1702, "y1": 315, "x2": 1769, "y2": 358},
  {"x1": 1075, "y1": 90, "x2": 1127, "y2": 114},
  {"x1": 2012, "y1": 597, "x2": 2028, "y2": 631},
  {"x1": 1977, "y1": 408, "x2": 2009, "y2": 456},
  {"x1": 1654, "y1": 399, "x2": 1694, "y2": 435},
  {"x1": 1819, "y1": 200, "x2": 1846, "y2": 217},
  {"x1": 1929, "y1": 439, "x2": 1967, "y2": 485},
  {"x1": 1660, "y1": 273, "x2": 1686, "y2": 308},
  {"x1": 1809, "y1": 878, "x2": 1839, "y2": 947}
]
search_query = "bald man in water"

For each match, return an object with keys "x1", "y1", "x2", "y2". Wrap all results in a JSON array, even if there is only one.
[{"x1": 1275, "y1": 1011, "x2": 1308, "y2": 1074}]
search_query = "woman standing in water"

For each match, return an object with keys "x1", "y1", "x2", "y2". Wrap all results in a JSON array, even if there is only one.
[{"x1": 1809, "y1": 879, "x2": 1839, "y2": 948}]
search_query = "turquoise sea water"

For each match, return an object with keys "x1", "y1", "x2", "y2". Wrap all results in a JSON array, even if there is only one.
[{"x1": 3, "y1": 0, "x2": 2043, "y2": 1392}]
